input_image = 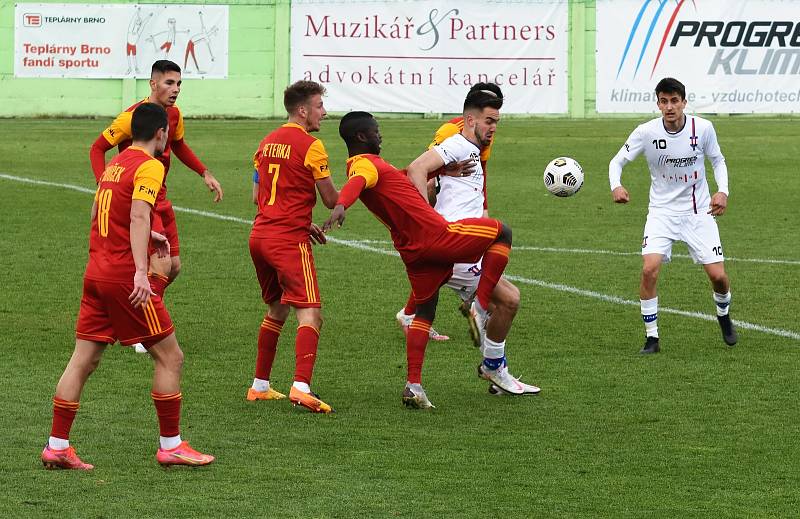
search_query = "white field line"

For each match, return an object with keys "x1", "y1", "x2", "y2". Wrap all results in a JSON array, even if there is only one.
[
  {"x1": 3, "y1": 173, "x2": 798, "y2": 341},
  {"x1": 329, "y1": 239, "x2": 800, "y2": 266}
]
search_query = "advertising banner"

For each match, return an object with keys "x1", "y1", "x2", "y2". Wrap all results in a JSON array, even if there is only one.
[
  {"x1": 597, "y1": 0, "x2": 800, "y2": 113},
  {"x1": 15, "y1": 4, "x2": 228, "y2": 78},
  {"x1": 291, "y1": 0, "x2": 569, "y2": 114}
]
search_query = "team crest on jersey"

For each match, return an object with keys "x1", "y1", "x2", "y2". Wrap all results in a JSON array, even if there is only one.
[{"x1": 689, "y1": 117, "x2": 698, "y2": 151}]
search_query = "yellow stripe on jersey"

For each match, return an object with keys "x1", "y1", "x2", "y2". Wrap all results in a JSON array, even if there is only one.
[
  {"x1": 132, "y1": 159, "x2": 165, "y2": 205},
  {"x1": 102, "y1": 111, "x2": 133, "y2": 146},
  {"x1": 346, "y1": 155, "x2": 379, "y2": 188},
  {"x1": 304, "y1": 139, "x2": 331, "y2": 180}
]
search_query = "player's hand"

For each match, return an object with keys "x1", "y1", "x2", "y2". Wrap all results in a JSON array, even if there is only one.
[
  {"x1": 612, "y1": 186, "x2": 630, "y2": 204},
  {"x1": 202, "y1": 171, "x2": 223, "y2": 202},
  {"x1": 150, "y1": 230, "x2": 171, "y2": 258},
  {"x1": 709, "y1": 192, "x2": 728, "y2": 216},
  {"x1": 129, "y1": 271, "x2": 155, "y2": 308},
  {"x1": 309, "y1": 223, "x2": 327, "y2": 245},
  {"x1": 323, "y1": 205, "x2": 346, "y2": 232},
  {"x1": 443, "y1": 159, "x2": 477, "y2": 178}
]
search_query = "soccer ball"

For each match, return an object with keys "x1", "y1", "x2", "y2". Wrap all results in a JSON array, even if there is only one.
[{"x1": 543, "y1": 157, "x2": 584, "y2": 197}]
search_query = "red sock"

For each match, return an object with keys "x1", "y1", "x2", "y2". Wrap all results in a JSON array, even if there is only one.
[
  {"x1": 476, "y1": 243, "x2": 510, "y2": 309},
  {"x1": 148, "y1": 272, "x2": 170, "y2": 298},
  {"x1": 255, "y1": 316, "x2": 284, "y2": 380},
  {"x1": 294, "y1": 325, "x2": 320, "y2": 385},
  {"x1": 406, "y1": 317, "x2": 431, "y2": 384},
  {"x1": 151, "y1": 392, "x2": 182, "y2": 438},
  {"x1": 403, "y1": 291, "x2": 416, "y2": 315},
  {"x1": 51, "y1": 397, "x2": 79, "y2": 440}
]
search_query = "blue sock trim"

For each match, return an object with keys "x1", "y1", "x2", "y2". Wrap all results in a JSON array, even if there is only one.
[
  {"x1": 642, "y1": 313, "x2": 657, "y2": 323},
  {"x1": 482, "y1": 355, "x2": 505, "y2": 371}
]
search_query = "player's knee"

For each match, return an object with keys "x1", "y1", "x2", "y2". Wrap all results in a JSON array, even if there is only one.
[
  {"x1": 495, "y1": 283, "x2": 520, "y2": 314},
  {"x1": 641, "y1": 265, "x2": 660, "y2": 284},
  {"x1": 496, "y1": 223, "x2": 512, "y2": 246}
]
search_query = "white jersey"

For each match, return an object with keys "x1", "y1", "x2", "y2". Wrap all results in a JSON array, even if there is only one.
[
  {"x1": 609, "y1": 115, "x2": 728, "y2": 216},
  {"x1": 431, "y1": 133, "x2": 485, "y2": 221}
]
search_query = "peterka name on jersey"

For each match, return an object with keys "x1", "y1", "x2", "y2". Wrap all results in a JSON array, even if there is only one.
[{"x1": 260, "y1": 143, "x2": 292, "y2": 160}]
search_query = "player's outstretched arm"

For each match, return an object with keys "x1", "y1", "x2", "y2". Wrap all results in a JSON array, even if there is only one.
[
  {"x1": 316, "y1": 177, "x2": 339, "y2": 209},
  {"x1": 322, "y1": 175, "x2": 367, "y2": 231},
  {"x1": 407, "y1": 149, "x2": 445, "y2": 199},
  {"x1": 171, "y1": 138, "x2": 223, "y2": 202},
  {"x1": 609, "y1": 152, "x2": 630, "y2": 204}
]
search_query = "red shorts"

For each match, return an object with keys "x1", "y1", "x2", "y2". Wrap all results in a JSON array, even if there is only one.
[
  {"x1": 249, "y1": 237, "x2": 321, "y2": 308},
  {"x1": 151, "y1": 199, "x2": 179, "y2": 257},
  {"x1": 126, "y1": 43, "x2": 136, "y2": 56},
  {"x1": 76, "y1": 277, "x2": 174, "y2": 347},
  {"x1": 406, "y1": 217, "x2": 501, "y2": 304}
]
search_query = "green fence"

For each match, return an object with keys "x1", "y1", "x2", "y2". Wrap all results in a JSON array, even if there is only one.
[{"x1": 0, "y1": 0, "x2": 603, "y2": 118}]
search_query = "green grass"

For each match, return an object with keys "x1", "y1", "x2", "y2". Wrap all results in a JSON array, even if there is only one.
[{"x1": 0, "y1": 117, "x2": 798, "y2": 518}]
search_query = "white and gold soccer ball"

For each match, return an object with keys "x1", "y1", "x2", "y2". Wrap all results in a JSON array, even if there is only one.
[{"x1": 543, "y1": 157, "x2": 584, "y2": 197}]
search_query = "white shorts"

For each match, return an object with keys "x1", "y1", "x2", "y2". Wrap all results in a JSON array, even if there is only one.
[
  {"x1": 642, "y1": 213, "x2": 724, "y2": 264},
  {"x1": 445, "y1": 260, "x2": 482, "y2": 302}
]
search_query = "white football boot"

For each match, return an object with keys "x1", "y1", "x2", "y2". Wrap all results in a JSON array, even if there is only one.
[{"x1": 402, "y1": 382, "x2": 435, "y2": 409}]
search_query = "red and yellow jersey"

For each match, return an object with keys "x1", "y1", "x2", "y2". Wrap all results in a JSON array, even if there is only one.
[
  {"x1": 429, "y1": 116, "x2": 493, "y2": 163},
  {"x1": 101, "y1": 98, "x2": 184, "y2": 186},
  {"x1": 347, "y1": 154, "x2": 449, "y2": 263},
  {"x1": 85, "y1": 146, "x2": 164, "y2": 283},
  {"x1": 251, "y1": 123, "x2": 330, "y2": 242}
]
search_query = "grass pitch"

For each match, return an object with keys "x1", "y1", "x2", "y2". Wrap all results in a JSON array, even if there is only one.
[{"x1": 0, "y1": 116, "x2": 798, "y2": 518}]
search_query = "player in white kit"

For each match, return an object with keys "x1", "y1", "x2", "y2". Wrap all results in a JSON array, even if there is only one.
[
  {"x1": 609, "y1": 77, "x2": 737, "y2": 354},
  {"x1": 406, "y1": 84, "x2": 540, "y2": 395}
]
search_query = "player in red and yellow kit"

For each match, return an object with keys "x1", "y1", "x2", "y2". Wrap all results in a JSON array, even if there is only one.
[
  {"x1": 396, "y1": 83, "x2": 503, "y2": 343},
  {"x1": 89, "y1": 60, "x2": 223, "y2": 310},
  {"x1": 323, "y1": 111, "x2": 525, "y2": 409},
  {"x1": 246, "y1": 81, "x2": 339, "y2": 413},
  {"x1": 42, "y1": 103, "x2": 213, "y2": 470}
]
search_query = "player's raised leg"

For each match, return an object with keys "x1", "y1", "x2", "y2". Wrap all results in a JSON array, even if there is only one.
[
  {"x1": 704, "y1": 262, "x2": 737, "y2": 346},
  {"x1": 42, "y1": 339, "x2": 107, "y2": 470},
  {"x1": 148, "y1": 333, "x2": 214, "y2": 466}
]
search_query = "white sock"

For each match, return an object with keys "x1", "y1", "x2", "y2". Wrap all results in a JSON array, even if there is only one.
[
  {"x1": 641, "y1": 297, "x2": 659, "y2": 338},
  {"x1": 713, "y1": 291, "x2": 731, "y2": 316},
  {"x1": 252, "y1": 378, "x2": 269, "y2": 392},
  {"x1": 160, "y1": 435, "x2": 182, "y2": 450},
  {"x1": 292, "y1": 381, "x2": 311, "y2": 393},
  {"x1": 482, "y1": 338, "x2": 506, "y2": 370},
  {"x1": 48, "y1": 436, "x2": 69, "y2": 450}
]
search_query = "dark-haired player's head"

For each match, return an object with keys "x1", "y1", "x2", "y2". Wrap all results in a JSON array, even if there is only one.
[
  {"x1": 149, "y1": 60, "x2": 182, "y2": 108},
  {"x1": 131, "y1": 102, "x2": 169, "y2": 155},
  {"x1": 339, "y1": 111, "x2": 381, "y2": 155},
  {"x1": 284, "y1": 80, "x2": 327, "y2": 132},
  {"x1": 655, "y1": 77, "x2": 687, "y2": 127},
  {"x1": 463, "y1": 82, "x2": 503, "y2": 148}
]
